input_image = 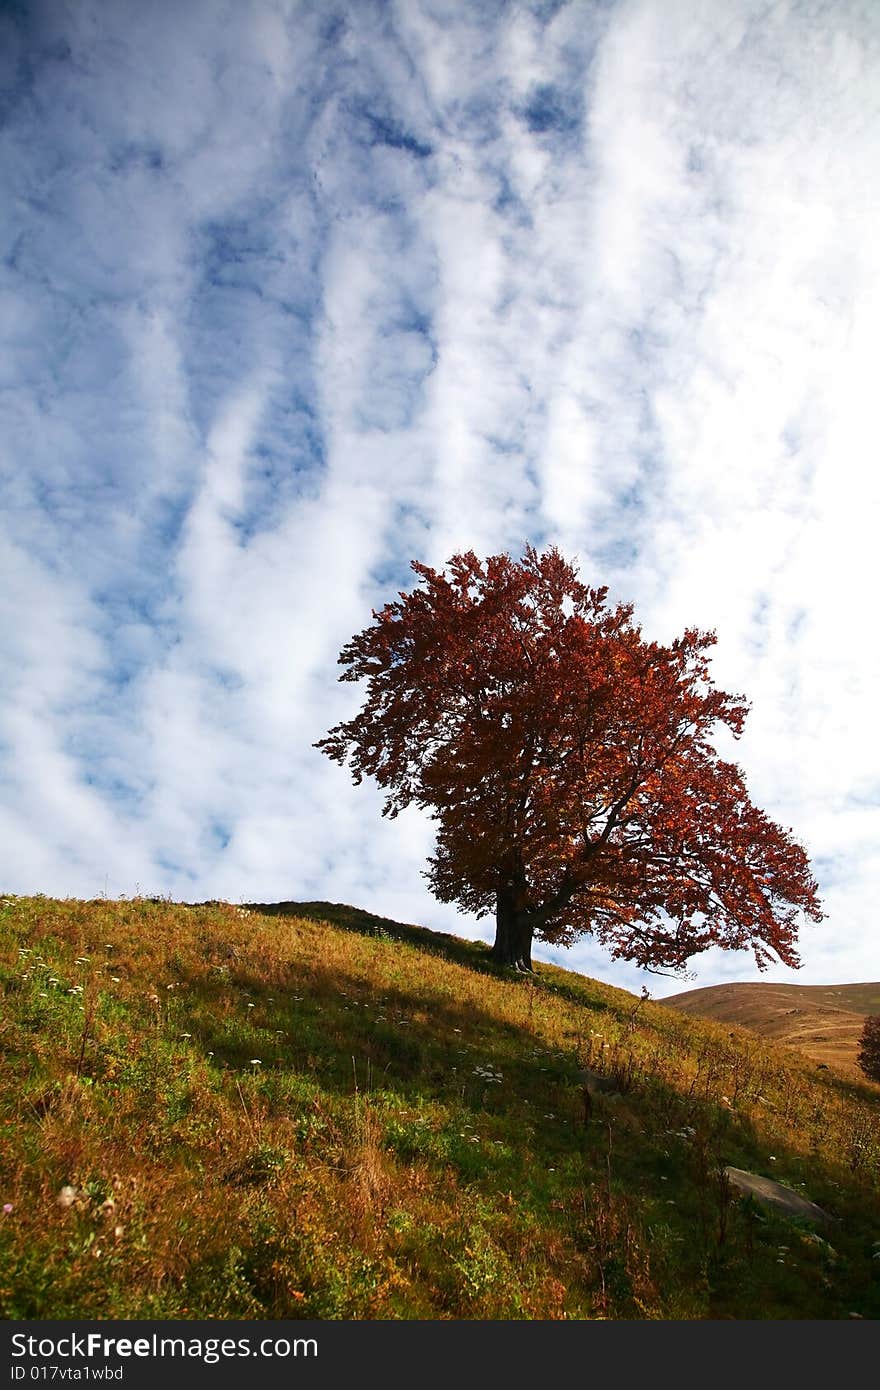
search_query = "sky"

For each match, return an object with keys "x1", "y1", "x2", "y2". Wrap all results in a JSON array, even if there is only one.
[{"x1": 1, "y1": 0, "x2": 878, "y2": 999}]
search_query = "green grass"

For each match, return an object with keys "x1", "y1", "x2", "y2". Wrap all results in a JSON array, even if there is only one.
[{"x1": 1, "y1": 893, "x2": 879, "y2": 1319}]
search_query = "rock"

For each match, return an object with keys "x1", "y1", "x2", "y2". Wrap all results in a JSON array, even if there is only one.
[
  {"x1": 723, "y1": 1166, "x2": 833, "y2": 1225},
  {"x1": 577, "y1": 1067, "x2": 619, "y2": 1095},
  {"x1": 577, "y1": 1067, "x2": 621, "y2": 1124}
]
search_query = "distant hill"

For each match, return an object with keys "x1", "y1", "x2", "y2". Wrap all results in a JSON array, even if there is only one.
[{"x1": 662, "y1": 981, "x2": 880, "y2": 1077}]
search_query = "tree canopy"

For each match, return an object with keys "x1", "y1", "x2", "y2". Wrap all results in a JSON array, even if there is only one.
[{"x1": 316, "y1": 547, "x2": 823, "y2": 972}]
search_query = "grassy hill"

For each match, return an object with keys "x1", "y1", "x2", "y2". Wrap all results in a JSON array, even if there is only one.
[
  {"x1": 663, "y1": 981, "x2": 880, "y2": 1077},
  {"x1": 1, "y1": 893, "x2": 879, "y2": 1320}
]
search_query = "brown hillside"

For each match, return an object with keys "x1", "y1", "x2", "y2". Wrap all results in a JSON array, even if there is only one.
[{"x1": 662, "y1": 981, "x2": 880, "y2": 1078}]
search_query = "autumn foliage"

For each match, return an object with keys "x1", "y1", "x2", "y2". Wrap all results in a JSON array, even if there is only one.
[
  {"x1": 316, "y1": 548, "x2": 823, "y2": 972},
  {"x1": 857, "y1": 1016, "x2": 880, "y2": 1084}
]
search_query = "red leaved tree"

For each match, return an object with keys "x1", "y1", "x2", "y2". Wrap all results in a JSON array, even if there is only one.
[{"x1": 316, "y1": 547, "x2": 823, "y2": 972}]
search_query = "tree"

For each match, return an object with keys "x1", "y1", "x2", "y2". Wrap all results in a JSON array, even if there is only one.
[
  {"x1": 316, "y1": 547, "x2": 823, "y2": 972},
  {"x1": 857, "y1": 1016, "x2": 880, "y2": 1083}
]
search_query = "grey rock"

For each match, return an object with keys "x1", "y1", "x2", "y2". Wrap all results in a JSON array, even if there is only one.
[
  {"x1": 577, "y1": 1067, "x2": 620, "y2": 1095},
  {"x1": 723, "y1": 1166, "x2": 833, "y2": 1225}
]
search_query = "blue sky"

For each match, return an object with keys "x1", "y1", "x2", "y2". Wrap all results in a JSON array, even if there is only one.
[{"x1": 2, "y1": 0, "x2": 878, "y2": 997}]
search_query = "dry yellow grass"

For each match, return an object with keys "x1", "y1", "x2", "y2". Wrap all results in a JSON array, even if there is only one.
[{"x1": 2, "y1": 894, "x2": 879, "y2": 1319}]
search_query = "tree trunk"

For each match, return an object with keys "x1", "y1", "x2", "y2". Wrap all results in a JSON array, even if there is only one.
[{"x1": 492, "y1": 886, "x2": 534, "y2": 971}]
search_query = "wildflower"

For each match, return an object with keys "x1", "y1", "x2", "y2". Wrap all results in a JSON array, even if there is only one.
[
  {"x1": 179, "y1": 1033, "x2": 192, "y2": 1039},
  {"x1": 101, "y1": 1198, "x2": 116, "y2": 1215},
  {"x1": 57, "y1": 1186, "x2": 77, "y2": 1209},
  {"x1": 246, "y1": 1003, "x2": 254, "y2": 1009},
  {"x1": 250, "y1": 1059, "x2": 262, "y2": 1066},
  {"x1": 473, "y1": 1064, "x2": 502, "y2": 1083},
  {"x1": 2, "y1": 1203, "x2": 13, "y2": 1215},
  {"x1": 74, "y1": 957, "x2": 90, "y2": 965},
  {"x1": 114, "y1": 1225, "x2": 124, "y2": 1239},
  {"x1": 110, "y1": 977, "x2": 121, "y2": 983}
]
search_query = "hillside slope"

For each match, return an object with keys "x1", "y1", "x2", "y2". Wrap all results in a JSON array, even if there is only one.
[
  {"x1": 662, "y1": 981, "x2": 880, "y2": 1077},
  {"x1": 1, "y1": 894, "x2": 879, "y2": 1320}
]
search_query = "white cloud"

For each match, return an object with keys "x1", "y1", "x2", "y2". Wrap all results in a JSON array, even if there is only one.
[{"x1": 1, "y1": 0, "x2": 878, "y2": 999}]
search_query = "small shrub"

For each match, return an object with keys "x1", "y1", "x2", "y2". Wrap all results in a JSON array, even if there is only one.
[{"x1": 857, "y1": 1016, "x2": 880, "y2": 1084}]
